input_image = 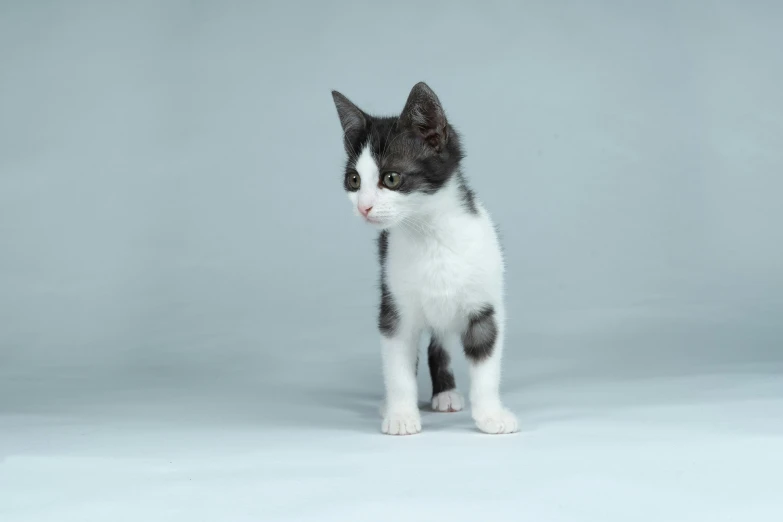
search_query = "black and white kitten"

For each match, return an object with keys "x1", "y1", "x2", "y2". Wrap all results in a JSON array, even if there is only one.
[{"x1": 332, "y1": 82, "x2": 518, "y2": 435}]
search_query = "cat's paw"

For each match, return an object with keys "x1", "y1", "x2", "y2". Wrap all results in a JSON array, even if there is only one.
[
  {"x1": 473, "y1": 407, "x2": 519, "y2": 434},
  {"x1": 431, "y1": 390, "x2": 464, "y2": 412},
  {"x1": 381, "y1": 410, "x2": 422, "y2": 435}
]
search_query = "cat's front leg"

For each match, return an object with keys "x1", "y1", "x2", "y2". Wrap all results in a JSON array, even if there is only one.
[
  {"x1": 379, "y1": 319, "x2": 422, "y2": 436},
  {"x1": 463, "y1": 304, "x2": 519, "y2": 434}
]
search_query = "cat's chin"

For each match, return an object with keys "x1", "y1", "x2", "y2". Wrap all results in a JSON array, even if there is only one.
[
  {"x1": 362, "y1": 215, "x2": 394, "y2": 230},
  {"x1": 365, "y1": 220, "x2": 392, "y2": 231}
]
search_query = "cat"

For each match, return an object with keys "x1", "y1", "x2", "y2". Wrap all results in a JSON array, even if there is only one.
[{"x1": 331, "y1": 82, "x2": 518, "y2": 435}]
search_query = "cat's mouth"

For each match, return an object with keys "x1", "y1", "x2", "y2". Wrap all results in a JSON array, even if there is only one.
[{"x1": 362, "y1": 214, "x2": 390, "y2": 228}]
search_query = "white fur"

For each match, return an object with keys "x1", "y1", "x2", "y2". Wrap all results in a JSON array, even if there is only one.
[
  {"x1": 431, "y1": 390, "x2": 464, "y2": 412},
  {"x1": 348, "y1": 145, "x2": 426, "y2": 229},
  {"x1": 349, "y1": 144, "x2": 517, "y2": 435}
]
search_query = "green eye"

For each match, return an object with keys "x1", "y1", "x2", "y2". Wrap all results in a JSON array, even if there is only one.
[
  {"x1": 383, "y1": 172, "x2": 401, "y2": 189},
  {"x1": 347, "y1": 172, "x2": 361, "y2": 190}
]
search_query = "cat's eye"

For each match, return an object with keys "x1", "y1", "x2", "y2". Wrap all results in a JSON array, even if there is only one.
[
  {"x1": 347, "y1": 172, "x2": 361, "y2": 190},
  {"x1": 382, "y1": 172, "x2": 401, "y2": 189}
]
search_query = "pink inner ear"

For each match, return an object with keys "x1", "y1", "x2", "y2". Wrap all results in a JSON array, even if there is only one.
[{"x1": 420, "y1": 127, "x2": 444, "y2": 152}]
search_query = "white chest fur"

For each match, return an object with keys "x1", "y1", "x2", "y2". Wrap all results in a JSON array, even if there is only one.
[{"x1": 385, "y1": 202, "x2": 504, "y2": 334}]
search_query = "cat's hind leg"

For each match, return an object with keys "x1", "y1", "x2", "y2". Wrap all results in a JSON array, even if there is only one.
[{"x1": 427, "y1": 335, "x2": 464, "y2": 412}]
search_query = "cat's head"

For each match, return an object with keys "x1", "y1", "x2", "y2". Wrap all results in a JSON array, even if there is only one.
[{"x1": 331, "y1": 82, "x2": 463, "y2": 230}]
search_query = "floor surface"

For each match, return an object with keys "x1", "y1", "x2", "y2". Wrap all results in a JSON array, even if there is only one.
[{"x1": 3, "y1": 322, "x2": 782, "y2": 521}]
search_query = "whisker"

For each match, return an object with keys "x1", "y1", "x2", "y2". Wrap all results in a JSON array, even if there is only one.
[
  {"x1": 400, "y1": 214, "x2": 459, "y2": 255},
  {"x1": 344, "y1": 137, "x2": 359, "y2": 161},
  {"x1": 372, "y1": 125, "x2": 383, "y2": 160},
  {"x1": 401, "y1": 216, "x2": 428, "y2": 237},
  {"x1": 381, "y1": 129, "x2": 415, "y2": 164},
  {"x1": 380, "y1": 118, "x2": 398, "y2": 163}
]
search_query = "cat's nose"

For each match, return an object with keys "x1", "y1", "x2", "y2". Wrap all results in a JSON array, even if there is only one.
[{"x1": 359, "y1": 205, "x2": 373, "y2": 217}]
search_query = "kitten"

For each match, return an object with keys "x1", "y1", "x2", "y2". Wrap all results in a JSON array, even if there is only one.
[{"x1": 331, "y1": 82, "x2": 518, "y2": 435}]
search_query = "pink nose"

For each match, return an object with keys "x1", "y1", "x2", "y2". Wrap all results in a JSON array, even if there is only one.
[{"x1": 359, "y1": 205, "x2": 373, "y2": 217}]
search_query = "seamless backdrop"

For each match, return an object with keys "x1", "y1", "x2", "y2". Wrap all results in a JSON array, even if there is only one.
[{"x1": 1, "y1": 2, "x2": 782, "y2": 521}]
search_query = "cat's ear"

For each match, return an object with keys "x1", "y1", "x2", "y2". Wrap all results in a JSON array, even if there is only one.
[
  {"x1": 399, "y1": 82, "x2": 449, "y2": 152},
  {"x1": 331, "y1": 90, "x2": 367, "y2": 141}
]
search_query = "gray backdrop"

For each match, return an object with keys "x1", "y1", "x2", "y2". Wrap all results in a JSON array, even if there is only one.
[
  {"x1": 2, "y1": 2, "x2": 783, "y2": 520},
  {"x1": 1, "y1": 1, "x2": 782, "y2": 429}
]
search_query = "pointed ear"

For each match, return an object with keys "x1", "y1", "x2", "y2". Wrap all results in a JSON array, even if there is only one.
[
  {"x1": 399, "y1": 82, "x2": 449, "y2": 152},
  {"x1": 331, "y1": 90, "x2": 367, "y2": 140}
]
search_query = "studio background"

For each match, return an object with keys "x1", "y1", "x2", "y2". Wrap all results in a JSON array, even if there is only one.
[{"x1": 1, "y1": 2, "x2": 782, "y2": 521}]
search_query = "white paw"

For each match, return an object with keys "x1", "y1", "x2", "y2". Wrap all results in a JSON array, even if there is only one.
[
  {"x1": 473, "y1": 408, "x2": 519, "y2": 434},
  {"x1": 381, "y1": 410, "x2": 422, "y2": 436},
  {"x1": 431, "y1": 390, "x2": 464, "y2": 412}
]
